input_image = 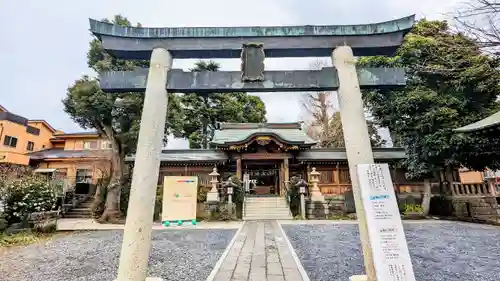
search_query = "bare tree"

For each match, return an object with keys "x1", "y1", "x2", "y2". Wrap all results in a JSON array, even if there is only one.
[
  {"x1": 301, "y1": 59, "x2": 337, "y2": 147},
  {"x1": 454, "y1": 0, "x2": 500, "y2": 54}
]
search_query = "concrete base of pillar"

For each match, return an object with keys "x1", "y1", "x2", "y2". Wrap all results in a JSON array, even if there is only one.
[
  {"x1": 349, "y1": 275, "x2": 367, "y2": 281},
  {"x1": 306, "y1": 200, "x2": 329, "y2": 219}
]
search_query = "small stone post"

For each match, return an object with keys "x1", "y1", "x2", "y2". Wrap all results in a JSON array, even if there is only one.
[
  {"x1": 205, "y1": 168, "x2": 220, "y2": 215},
  {"x1": 306, "y1": 168, "x2": 328, "y2": 219},
  {"x1": 223, "y1": 177, "x2": 237, "y2": 216},
  {"x1": 295, "y1": 178, "x2": 308, "y2": 220}
]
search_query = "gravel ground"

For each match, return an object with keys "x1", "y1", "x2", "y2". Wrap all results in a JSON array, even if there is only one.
[
  {"x1": 0, "y1": 229, "x2": 236, "y2": 281},
  {"x1": 283, "y1": 222, "x2": 500, "y2": 281}
]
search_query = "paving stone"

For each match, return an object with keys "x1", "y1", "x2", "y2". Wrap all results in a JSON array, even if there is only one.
[
  {"x1": 210, "y1": 221, "x2": 305, "y2": 281},
  {"x1": 214, "y1": 270, "x2": 232, "y2": 281},
  {"x1": 267, "y1": 262, "x2": 283, "y2": 275},
  {"x1": 267, "y1": 274, "x2": 285, "y2": 281},
  {"x1": 267, "y1": 253, "x2": 280, "y2": 263}
]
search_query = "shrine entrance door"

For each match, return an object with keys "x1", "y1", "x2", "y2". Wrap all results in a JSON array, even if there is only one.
[{"x1": 243, "y1": 161, "x2": 280, "y2": 196}]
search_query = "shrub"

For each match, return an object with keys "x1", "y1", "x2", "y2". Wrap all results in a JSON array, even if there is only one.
[
  {"x1": 3, "y1": 177, "x2": 58, "y2": 224},
  {"x1": 154, "y1": 185, "x2": 163, "y2": 221},
  {"x1": 210, "y1": 203, "x2": 236, "y2": 221},
  {"x1": 0, "y1": 213, "x2": 7, "y2": 231},
  {"x1": 33, "y1": 221, "x2": 57, "y2": 234},
  {"x1": 429, "y1": 196, "x2": 454, "y2": 217},
  {"x1": 197, "y1": 186, "x2": 208, "y2": 203},
  {"x1": 287, "y1": 176, "x2": 302, "y2": 217}
]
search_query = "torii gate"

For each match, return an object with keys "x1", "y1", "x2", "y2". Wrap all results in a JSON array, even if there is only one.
[{"x1": 90, "y1": 15, "x2": 415, "y2": 281}]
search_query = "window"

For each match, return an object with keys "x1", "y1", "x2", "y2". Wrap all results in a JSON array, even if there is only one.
[
  {"x1": 27, "y1": 141, "x2": 34, "y2": 151},
  {"x1": 26, "y1": 126, "x2": 40, "y2": 135},
  {"x1": 101, "y1": 141, "x2": 112, "y2": 149},
  {"x1": 3, "y1": 136, "x2": 17, "y2": 148},
  {"x1": 76, "y1": 169, "x2": 92, "y2": 183},
  {"x1": 83, "y1": 141, "x2": 98, "y2": 150}
]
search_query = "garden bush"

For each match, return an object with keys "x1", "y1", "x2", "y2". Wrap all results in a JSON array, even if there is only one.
[
  {"x1": 429, "y1": 195, "x2": 454, "y2": 216},
  {"x1": 3, "y1": 176, "x2": 58, "y2": 224},
  {"x1": 0, "y1": 213, "x2": 7, "y2": 231},
  {"x1": 287, "y1": 176, "x2": 302, "y2": 217}
]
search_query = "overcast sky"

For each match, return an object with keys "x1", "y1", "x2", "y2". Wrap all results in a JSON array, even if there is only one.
[{"x1": 0, "y1": 0, "x2": 463, "y2": 148}]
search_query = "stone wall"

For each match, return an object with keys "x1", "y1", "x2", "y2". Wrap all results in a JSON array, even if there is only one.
[{"x1": 452, "y1": 197, "x2": 499, "y2": 221}]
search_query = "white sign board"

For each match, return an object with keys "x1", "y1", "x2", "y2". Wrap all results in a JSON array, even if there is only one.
[
  {"x1": 357, "y1": 164, "x2": 416, "y2": 281},
  {"x1": 162, "y1": 176, "x2": 198, "y2": 222}
]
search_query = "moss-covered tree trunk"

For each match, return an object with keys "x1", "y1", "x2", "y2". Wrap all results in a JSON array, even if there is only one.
[
  {"x1": 98, "y1": 128, "x2": 125, "y2": 223},
  {"x1": 422, "y1": 178, "x2": 432, "y2": 216}
]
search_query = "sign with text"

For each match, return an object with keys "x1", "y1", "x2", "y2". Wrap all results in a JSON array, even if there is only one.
[
  {"x1": 162, "y1": 176, "x2": 198, "y2": 222},
  {"x1": 357, "y1": 164, "x2": 416, "y2": 281}
]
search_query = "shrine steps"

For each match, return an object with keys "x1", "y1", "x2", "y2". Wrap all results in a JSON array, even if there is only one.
[{"x1": 243, "y1": 196, "x2": 293, "y2": 220}]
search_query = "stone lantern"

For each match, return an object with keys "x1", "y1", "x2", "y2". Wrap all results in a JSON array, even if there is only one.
[
  {"x1": 307, "y1": 167, "x2": 328, "y2": 219},
  {"x1": 206, "y1": 167, "x2": 220, "y2": 202},
  {"x1": 309, "y1": 167, "x2": 325, "y2": 201},
  {"x1": 222, "y1": 177, "x2": 238, "y2": 215}
]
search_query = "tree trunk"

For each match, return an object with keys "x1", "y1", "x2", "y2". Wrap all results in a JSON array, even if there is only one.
[
  {"x1": 319, "y1": 92, "x2": 329, "y2": 147},
  {"x1": 422, "y1": 178, "x2": 432, "y2": 217},
  {"x1": 98, "y1": 131, "x2": 125, "y2": 223},
  {"x1": 202, "y1": 96, "x2": 210, "y2": 149}
]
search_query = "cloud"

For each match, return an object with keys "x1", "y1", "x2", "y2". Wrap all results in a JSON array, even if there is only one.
[{"x1": 0, "y1": 0, "x2": 461, "y2": 149}]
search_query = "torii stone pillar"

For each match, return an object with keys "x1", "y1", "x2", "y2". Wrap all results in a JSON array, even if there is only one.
[
  {"x1": 116, "y1": 48, "x2": 171, "y2": 281},
  {"x1": 332, "y1": 46, "x2": 376, "y2": 281}
]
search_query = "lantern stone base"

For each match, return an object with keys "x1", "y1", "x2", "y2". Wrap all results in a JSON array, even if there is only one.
[
  {"x1": 204, "y1": 201, "x2": 219, "y2": 217},
  {"x1": 306, "y1": 200, "x2": 329, "y2": 219},
  {"x1": 205, "y1": 201, "x2": 219, "y2": 209},
  {"x1": 206, "y1": 191, "x2": 220, "y2": 202}
]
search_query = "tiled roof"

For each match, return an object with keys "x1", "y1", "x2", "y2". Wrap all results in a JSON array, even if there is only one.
[
  {"x1": 454, "y1": 111, "x2": 500, "y2": 133},
  {"x1": 125, "y1": 148, "x2": 406, "y2": 162},
  {"x1": 52, "y1": 131, "x2": 99, "y2": 136},
  {"x1": 125, "y1": 149, "x2": 228, "y2": 162},
  {"x1": 296, "y1": 148, "x2": 407, "y2": 161},
  {"x1": 28, "y1": 149, "x2": 110, "y2": 160},
  {"x1": 27, "y1": 120, "x2": 57, "y2": 133},
  {"x1": 212, "y1": 122, "x2": 316, "y2": 145}
]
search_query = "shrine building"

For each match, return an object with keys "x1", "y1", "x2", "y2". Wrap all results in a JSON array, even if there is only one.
[{"x1": 126, "y1": 122, "x2": 424, "y2": 200}]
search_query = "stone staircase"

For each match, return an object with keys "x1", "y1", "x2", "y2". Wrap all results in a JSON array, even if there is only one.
[
  {"x1": 243, "y1": 196, "x2": 293, "y2": 220},
  {"x1": 63, "y1": 198, "x2": 93, "y2": 219}
]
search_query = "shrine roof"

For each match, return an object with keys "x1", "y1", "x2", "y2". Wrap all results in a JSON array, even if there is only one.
[
  {"x1": 297, "y1": 147, "x2": 406, "y2": 161},
  {"x1": 211, "y1": 122, "x2": 316, "y2": 146},
  {"x1": 454, "y1": 111, "x2": 500, "y2": 133},
  {"x1": 123, "y1": 147, "x2": 406, "y2": 162},
  {"x1": 125, "y1": 149, "x2": 228, "y2": 162}
]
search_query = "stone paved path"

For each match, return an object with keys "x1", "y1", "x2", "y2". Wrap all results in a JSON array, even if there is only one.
[{"x1": 213, "y1": 221, "x2": 306, "y2": 281}]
